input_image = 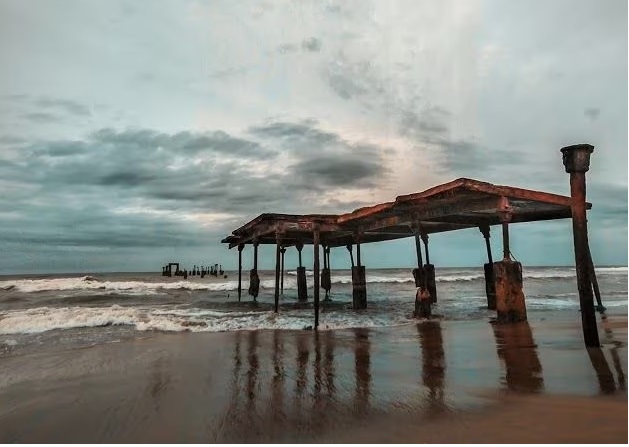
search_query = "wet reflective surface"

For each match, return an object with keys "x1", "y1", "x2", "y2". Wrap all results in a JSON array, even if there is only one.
[{"x1": 0, "y1": 315, "x2": 626, "y2": 442}]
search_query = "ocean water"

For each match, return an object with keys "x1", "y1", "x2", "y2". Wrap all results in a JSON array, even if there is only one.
[{"x1": 0, "y1": 266, "x2": 626, "y2": 355}]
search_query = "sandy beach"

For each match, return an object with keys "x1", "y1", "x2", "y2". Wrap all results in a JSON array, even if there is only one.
[{"x1": 0, "y1": 311, "x2": 626, "y2": 443}]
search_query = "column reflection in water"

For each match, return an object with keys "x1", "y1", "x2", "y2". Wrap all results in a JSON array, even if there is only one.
[
  {"x1": 602, "y1": 315, "x2": 626, "y2": 391},
  {"x1": 293, "y1": 333, "x2": 310, "y2": 419},
  {"x1": 270, "y1": 331, "x2": 286, "y2": 423},
  {"x1": 353, "y1": 328, "x2": 371, "y2": 416},
  {"x1": 586, "y1": 314, "x2": 625, "y2": 394},
  {"x1": 492, "y1": 321, "x2": 544, "y2": 393},
  {"x1": 417, "y1": 321, "x2": 446, "y2": 411}
]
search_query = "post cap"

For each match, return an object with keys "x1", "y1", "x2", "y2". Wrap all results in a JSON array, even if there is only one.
[{"x1": 560, "y1": 144, "x2": 594, "y2": 173}]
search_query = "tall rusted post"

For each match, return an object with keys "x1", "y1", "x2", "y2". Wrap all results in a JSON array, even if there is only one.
[
  {"x1": 296, "y1": 242, "x2": 307, "y2": 302},
  {"x1": 412, "y1": 225, "x2": 424, "y2": 287},
  {"x1": 313, "y1": 226, "x2": 321, "y2": 330},
  {"x1": 274, "y1": 232, "x2": 282, "y2": 313},
  {"x1": 420, "y1": 229, "x2": 437, "y2": 303},
  {"x1": 280, "y1": 247, "x2": 286, "y2": 296},
  {"x1": 494, "y1": 197, "x2": 527, "y2": 322},
  {"x1": 480, "y1": 224, "x2": 496, "y2": 310},
  {"x1": 237, "y1": 243, "x2": 244, "y2": 302},
  {"x1": 561, "y1": 144, "x2": 600, "y2": 347}
]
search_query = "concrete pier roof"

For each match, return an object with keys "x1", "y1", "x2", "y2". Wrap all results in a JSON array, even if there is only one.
[{"x1": 221, "y1": 178, "x2": 588, "y2": 248}]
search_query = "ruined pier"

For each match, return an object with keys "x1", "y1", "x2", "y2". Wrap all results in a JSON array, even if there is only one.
[{"x1": 222, "y1": 145, "x2": 602, "y2": 346}]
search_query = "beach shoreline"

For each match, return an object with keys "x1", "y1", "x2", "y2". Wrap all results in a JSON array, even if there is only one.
[{"x1": 0, "y1": 312, "x2": 626, "y2": 443}]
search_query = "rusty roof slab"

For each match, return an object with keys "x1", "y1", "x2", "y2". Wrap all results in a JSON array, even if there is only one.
[{"x1": 222, "y1": 178, "x2": 587, "y2": 248}]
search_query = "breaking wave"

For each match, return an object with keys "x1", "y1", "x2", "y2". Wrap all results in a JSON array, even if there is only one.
[
  {"x1": 0, "y1": 305, "x2": 413, "y2": 335},
  {"x1": 0, "y1": 266, "x2": 625, "y2": 295}
]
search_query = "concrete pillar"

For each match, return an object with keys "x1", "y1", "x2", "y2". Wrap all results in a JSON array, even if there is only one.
[
  {"x1": 274, "y1": 232, "x2": 281, "y2": 313},
  {"x1": 237, "y1": 243, "x2": 244, "y2": 301},
  {"x1": 412, "y1": 229, "x2": 424, "y2": 287},
  {"x1": 313, "y1": 227, "x2": 321, "y2": 330},
  {"x1": 248, "y1": 241, "x2": 260, "y2": 300},
  {"x1": 352, "y1": 234, "x2": 367, "y2": 309},
  {"x1": 561, "y1": 144, "x2": 600, "y2": 347},
  {"x1": 321, "y1": 245, "x2": 331, "y2": 301},
  {"x1": 280, "y1": 247, "x2": 286, "y2": 296},
  {"x1": 494, "y1": 198, "x2": 526, "y2": 322},
  {"x1": 420, "y1": 230, "x2": 437, "y2": 303},
  {"x1": 296, "y1": 242, "x2": 307, "y2": 302}
]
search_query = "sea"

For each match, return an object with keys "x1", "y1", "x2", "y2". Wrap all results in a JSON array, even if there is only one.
[{"x1": 0, "y1": 266, "x2": 627, "y2": 356}]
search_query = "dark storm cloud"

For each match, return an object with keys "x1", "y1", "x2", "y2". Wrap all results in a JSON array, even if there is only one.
[
  {"x1": 2, "y1": 123, "x2": 384, "y2": 251},
  {"x1": 249, "y1": 119, "x2": 389, "y2": 188},
  {"x1": 292, "y1": 154, "x2": 381, "y2": 186}
]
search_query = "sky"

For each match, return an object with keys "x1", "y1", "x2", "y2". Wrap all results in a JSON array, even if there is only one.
[{"x1": 0, "y1": 0, "x2": 626, "y2": 274}]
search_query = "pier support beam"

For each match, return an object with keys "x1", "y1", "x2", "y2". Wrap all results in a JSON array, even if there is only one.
[
  {"x1": 237, "y1": 243, "x2": 244, "y2": 302},
  {"x1": 494, "y1": 198, "x2": 527, "y2": 323},
  {"x1": 274, "y1": 232, "x2": 282, "y2": 313},
  {"x1": 420, "y1": 229, "x2": 437, "y2": 303},
  {"x1": 412, "y1": 226, "x2": 424, "y2": 287},
  {"x1": 313, "y1": 227, "x2": 321, "y2": 330},
  {"x1": 296, "y1": 242, "x2": 308, "y2": 302},
  {"x1": 561, "y1": 144, "x2": 600, "y2": 347},
  {"x1": 280, "y1": 247, "x2": 286, "y2": 296},
  {"x1": 248, "y1": 241, "x2": 260, "y2": 301},
  {"x1": 322, "y1": 245, "x2": 331, "y2": 301},
  {"x1": 480, "y1": 224, "x2": 496, "y2": 310},
  {"x1": 352, "y1": 234, "x2": 367, "y2": 310}
]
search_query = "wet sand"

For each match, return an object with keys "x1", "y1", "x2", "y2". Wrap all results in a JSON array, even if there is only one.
[{"x1": 0, "y1": 313, "x2": 626, "y2": 443}]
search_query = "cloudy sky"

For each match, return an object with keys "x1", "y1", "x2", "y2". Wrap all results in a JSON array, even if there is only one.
[{"x1": 0, "y1": 0, "x2": 626, "y2": 273}]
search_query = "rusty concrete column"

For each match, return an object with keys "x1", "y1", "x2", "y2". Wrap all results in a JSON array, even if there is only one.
[
  {"x1": 561, "y1": 144, "x2": 600, "y2": 347},
  {"x1": 480, "y1": 224, "x2": 496, "y2": 310},
  {"x1": 352, "y1": 233, "x2": 367, "y2": 310},
  {"x1": 313, "y1": 226, "x2": 321, "y2": 330},
  {"x1": 494, "y1": 197, "x2": 527, "y2": 322},
  {"x1": 237, "y1": 243, "x2": 244, "y2": 302},
  {"x1": 296, "y1": 242, "x2": 307, "y2": 302},
  {"x1": 280, "y1": 247, "x2": 286, "y2": 296},
  {"x1": 322, "y1": 245, "x2": 331, "y2": 301},
  {"x1": 274, "y1": 232, "x2": 282, "y2": 313},
  {"x1": 420, "y1": 229, "x2": 437, "y2": 303},
  {"x1": 248, "y1": 240, "x2": 260, "y2": 300}
]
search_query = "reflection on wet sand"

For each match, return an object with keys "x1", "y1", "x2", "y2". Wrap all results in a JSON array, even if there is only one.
[
  {"x1": 492, "y1": 321, "x2": 544, "y2": 393},
  {"x1": 587, "y1": 314, "x2": 626, "y2": 394},
  {"x1": 270, "y1": 331, "x2": 286, "y2": 424},
  {"x1": 354, "y1": 328, "x2": 371, "y2": 416},
  {"x1": 417, "y1": 321, "x2": 446, "y2": 412},
  {"x1": 208, "y1": 318, "x2": 625, "y2": 441}
]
